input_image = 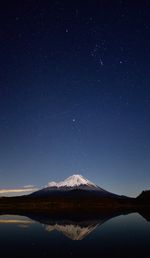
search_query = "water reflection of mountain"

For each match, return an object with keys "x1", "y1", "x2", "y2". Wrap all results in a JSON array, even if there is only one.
[
  {"x1": 26, "y1": 212, "x2": 113, "y2": 240},
  {"x1": 45, "y1": 223, "x2": 99, "y2": 240},
  {"x1": 42, "y1": 209, "x2": 150, "y2": 240},
  {"x1": 24, "y1": 210, "x2": 137, "y2": 240},
  {"x1": 0, "y1": 209, "x2": 149, "y2": 240}
]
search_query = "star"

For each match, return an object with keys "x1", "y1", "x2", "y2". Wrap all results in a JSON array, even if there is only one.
[
  {"x1": 99, "y1": 58, "x2": 104, "y2": 66},
  {"x1": 15, "y1": 16, "x2": 19, "y2": 21}
]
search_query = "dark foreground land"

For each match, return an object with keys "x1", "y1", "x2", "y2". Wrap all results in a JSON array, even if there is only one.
[{"x1": 0, "y1": 190, "x2": 149, "y2": 216}]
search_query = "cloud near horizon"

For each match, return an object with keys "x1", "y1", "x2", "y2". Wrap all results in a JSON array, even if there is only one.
[
  {"x1": 23, "y1": 185, "x2": 36, "y2": 188},
  {"x1": 0, "y1": 186, "x2": 38, "y2": 196}
]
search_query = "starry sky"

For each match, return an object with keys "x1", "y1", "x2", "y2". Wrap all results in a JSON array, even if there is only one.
[{"x1": 0, "y1": 0, "x2": 150, "y2": 197}]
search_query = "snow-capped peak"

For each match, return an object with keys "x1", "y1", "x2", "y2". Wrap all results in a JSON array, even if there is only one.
[{"x1": 47, "y1": 174, "x2": 98, "y2": 188}]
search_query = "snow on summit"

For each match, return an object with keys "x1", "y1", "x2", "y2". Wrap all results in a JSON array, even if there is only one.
[{"x1": 47, "y1": 175, "x2": 97, "y2": 188}]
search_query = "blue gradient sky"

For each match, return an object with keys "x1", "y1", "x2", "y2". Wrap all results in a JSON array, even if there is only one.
[{"x1": 0, "y1": 0, "x2": 150, "y2": 197}]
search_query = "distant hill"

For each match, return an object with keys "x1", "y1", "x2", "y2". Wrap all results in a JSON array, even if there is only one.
[{"x1": 136, "y1": 190, "x2": 150, "y2": 204}]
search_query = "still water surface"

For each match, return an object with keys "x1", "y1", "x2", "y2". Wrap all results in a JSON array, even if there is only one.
[{"x1": 0, "y1": 213, "x2": 149, "y2": 258}]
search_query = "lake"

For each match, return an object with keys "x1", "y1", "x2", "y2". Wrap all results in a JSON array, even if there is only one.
[{"x1": 0, "y1": 212, "x2": 149, "y2": 258}]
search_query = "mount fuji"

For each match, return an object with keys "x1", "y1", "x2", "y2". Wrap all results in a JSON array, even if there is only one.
[
  {"x1": 1, "y1": 174, "x2": 148, "y2": 212},
  {"x1": 30, "y1": 174, "x2": 119, "y2": 198}
]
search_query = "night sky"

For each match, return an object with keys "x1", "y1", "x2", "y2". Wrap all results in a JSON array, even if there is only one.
[{"x1": 0, "y1": 0, "x2": 150, "y2": 197}]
